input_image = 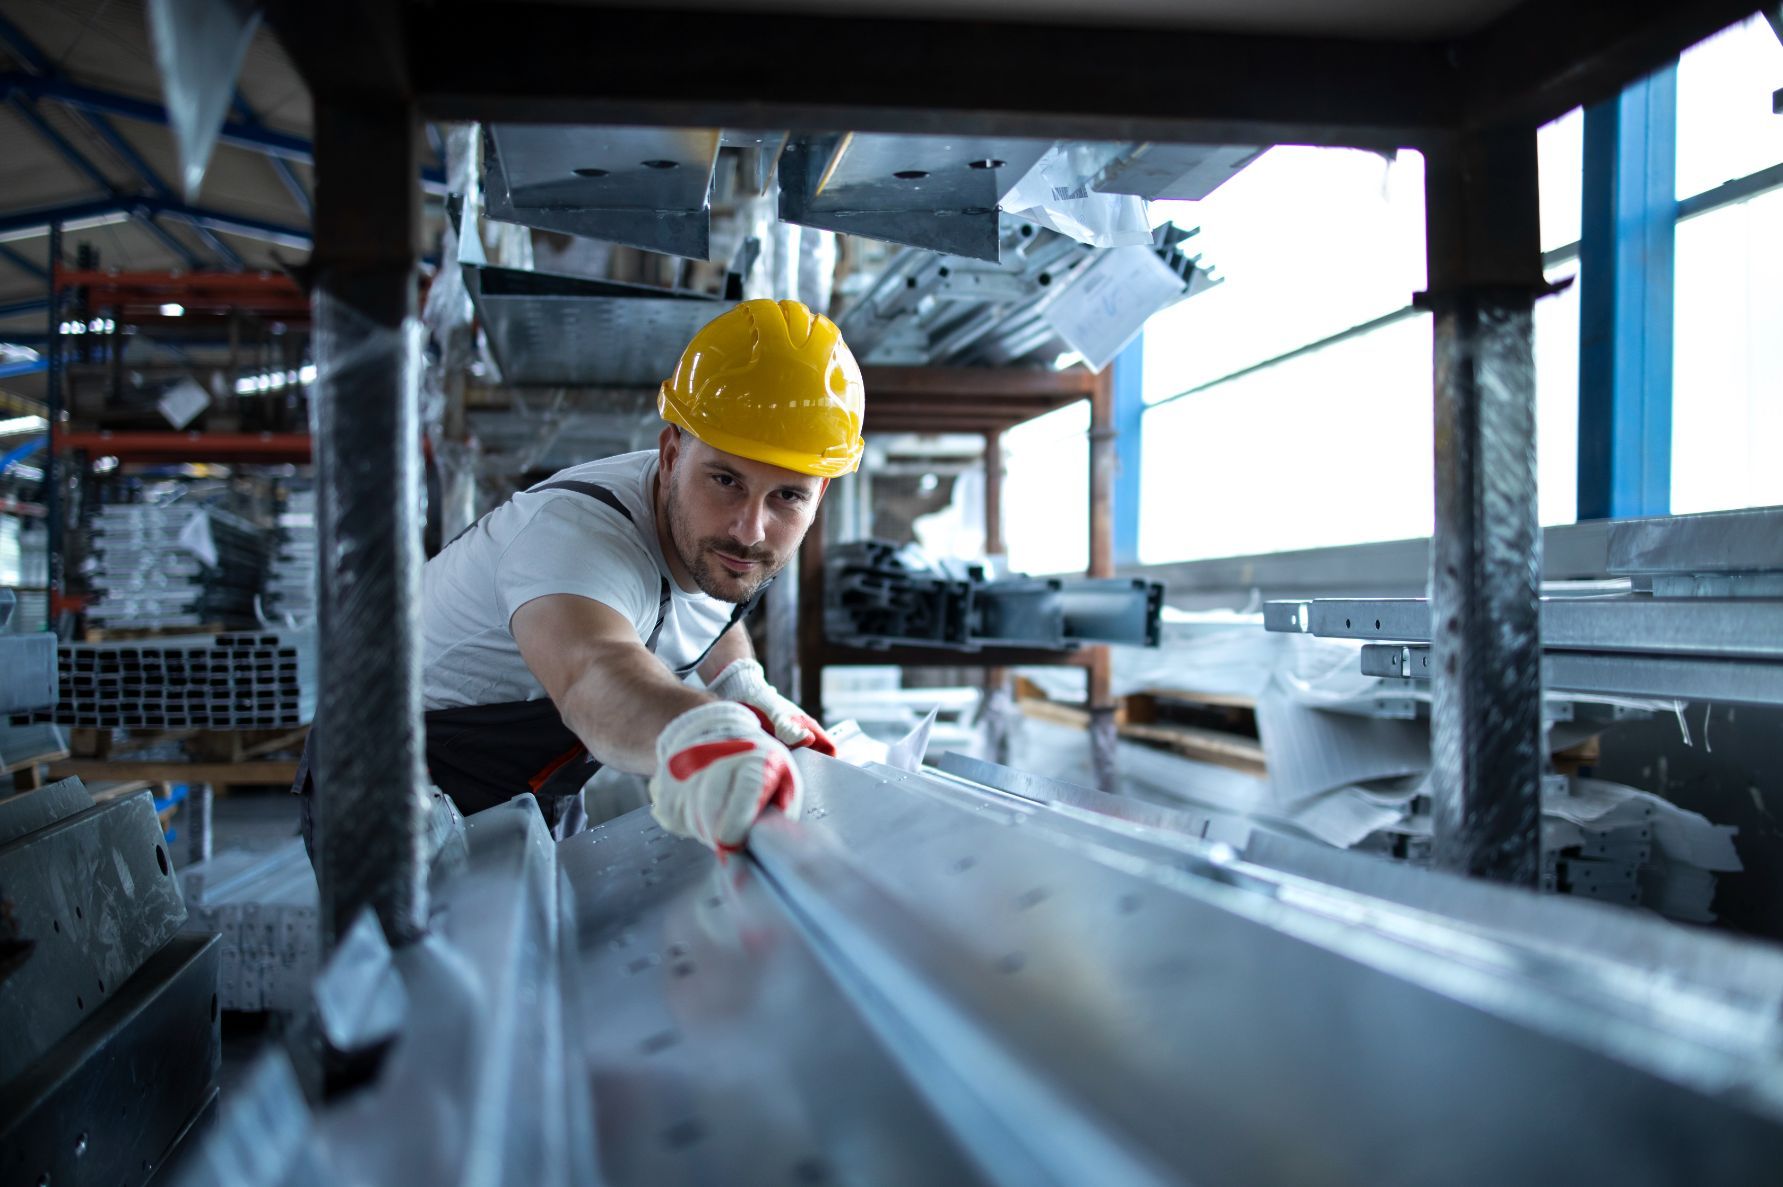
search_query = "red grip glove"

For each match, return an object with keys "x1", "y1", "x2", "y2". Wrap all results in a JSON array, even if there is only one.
[
  {"x1": 706, "y1": 659, "x2": 837, "y2": 757},
  {"x1": 649, "y1": 702, "x2": 803, "y2": 851}
]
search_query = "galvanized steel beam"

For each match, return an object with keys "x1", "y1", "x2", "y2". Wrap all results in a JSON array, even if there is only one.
[{"x1": 1421, "y1": 125, "x2": 1548, "y2": 886}]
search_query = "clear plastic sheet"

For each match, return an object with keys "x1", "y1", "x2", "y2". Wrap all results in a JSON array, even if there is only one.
[
  {"x1": 1001, "y1": 144, "x2": 1156, "y2": 249},
  {"x1": 310, "y1": 293, "x2": 431, "y2": 941}
]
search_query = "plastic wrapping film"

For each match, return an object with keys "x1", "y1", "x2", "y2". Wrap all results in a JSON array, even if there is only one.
[
  {"x1": 1429, "y1": 297, "x2": 1544, "y2": 883},
  {"x1": 311, "y1": 292, "x2": 431, "y2": 944},
  {"x1": 1000, "y1": 144, "x2": 1156, "y2": 249}
]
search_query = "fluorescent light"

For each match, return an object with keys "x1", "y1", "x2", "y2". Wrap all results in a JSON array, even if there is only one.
[
  {"x1": 0, "y1": 343, "x2": 38, "y2": 364},
  {"x1": 159, "y1": 303, "x2": 185, "y2": 317},
  {"x1": 0, "y1": 415, "x2": 49, "y2": 435}
]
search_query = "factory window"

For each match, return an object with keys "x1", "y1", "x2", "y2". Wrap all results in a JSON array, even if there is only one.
[
  {"x1": 1671, "y1": 186, "x2": 1783, "y2": 514},
  {"x1": 1001, "y1": 400, "x2": 1089, "y2": 575},
  {"x1": 1670, "y1": 17, "x2": 1783, "y2": 514},
  {"x1": 1674, "y1": 16, "x2": 1783, "y2": 203},
  {"x1": 1134, "y1": 117, "x2": 1585, "y2": 564}
]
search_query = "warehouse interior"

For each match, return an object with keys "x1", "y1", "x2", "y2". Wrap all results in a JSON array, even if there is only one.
[{"x1": 3, "y1": 0, "x2": 1783, "y2": 1183}]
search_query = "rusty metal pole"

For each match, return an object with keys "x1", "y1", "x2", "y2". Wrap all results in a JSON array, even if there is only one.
[
  {"x1": 1423, "y1": 125, "x2": 1548, "y2": 885},
  {"x1": 1087, "y1": 372, "x2": 1117, "y2": 791},
  {"x1": 982, "y1": 429, "x2": 1012, "y2": 764},
  {"x1": 797, "y1": 503, "x2": 827, "y2": 723},
  {"x1": 310, "y1": 94, "x2": 430, "y2": 945}
]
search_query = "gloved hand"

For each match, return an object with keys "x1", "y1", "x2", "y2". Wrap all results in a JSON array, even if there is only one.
[
  {"x1": 706, "y1": 658, "x2": 838, "y2": 757},
  {"x1": 649, "y1": 701, "x2": 803, "y2": 851}
]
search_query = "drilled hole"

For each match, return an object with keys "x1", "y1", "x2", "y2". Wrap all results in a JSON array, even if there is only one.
[
  {"x1": 893, "y1": 169, "x2": 928, "y2": 180},
  {"x1": 1345, "y1": 618, "x2": 1352, "y2": 629},
  {"x1": 97, "y1": 978, "x2": 104, "y2": 993},
  {"x1": 641, "y1": 159, "x2": 679, "y2": 170},
  {"x1": 74, "y1": 905, "x2": 82, "y2": 921},
  {"x1": 1036, "y1": 272, "x2": 1052, "y2": 286},
  {"x1": 155, "y1": 846, "x2": 168, "y2": 875},
  {"x1": 572, "y1": 166, "x2": 609, "y2": 178},
  {"x1": 950, "y1": 856, "x2": 977, "y2": 874},
  {"x1": 52, "y1": 919, "x2": 60, "y2": 933},
  {"x1": 76, "y1": 995, "x2": 84, "y2": 1009},
  {"x1": 1375, "y1": 619, "x2": 1382, "y2": 630},
  {"x1": 967, "y1": 158, "x2": 1005, "y2": 170}
]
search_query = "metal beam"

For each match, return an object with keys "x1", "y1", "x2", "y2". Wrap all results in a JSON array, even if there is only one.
[
  {"x1": 1110, "y1": 336, "x2": 1146, "y2": 567},
  {"x1": 0, "y1": 71, "x2": 311, "y2": 162},
  {"x1": 0, "y1": 243, "x2": 45, "y2": 280},
  {"x1": 1422, "y1": 124, "x2": 1547, "y2": 886},
  {"x1": 404, "y1": 3, "x2": 1455, "y2": 149},
  {"x1": 1578, "y1": 65, "x2": 1676, "y2": 521},
  {"x1": 1455, "y1": 0, "x2": 1758, "y2": 129},
  {"x1": 0, "y1": 197, "x2": 309, "y2": 249},
  {"x1": 309, "y1": 89, "x2": 428, "y2": 946}
]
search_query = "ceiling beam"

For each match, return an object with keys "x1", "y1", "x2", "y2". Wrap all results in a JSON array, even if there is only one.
[
  {"x1": 862, "y1": 366, "x2": 1099, "y2": 400},
  {"x1": 1455, "y1": 0, "x2": 1762, "y2": 129},
  {"x1": 404, "y1": 3, "x2": 1456, "y2": 150}
]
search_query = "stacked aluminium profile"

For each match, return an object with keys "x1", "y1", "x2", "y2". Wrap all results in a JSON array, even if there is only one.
[
  {"x1": 181, "y1": 839, "x2": 321, "y2": 1012},
  {"x1": 39, "y1": 630, "x2": 317, "y2": 729},
  {"x1": 827, "y1": 539, "x2": 1163, "y2": 651},
  {"x1": 262, "y1": 488, "x2": 317, "y2": 625},
  {"x1": 85, "y1": 504, "x2": 270, "y2": 630}
]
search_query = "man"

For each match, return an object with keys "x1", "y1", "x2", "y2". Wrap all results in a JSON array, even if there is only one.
[{"x1": 418, "y1": 297, "x2": 862, "y2": 849}]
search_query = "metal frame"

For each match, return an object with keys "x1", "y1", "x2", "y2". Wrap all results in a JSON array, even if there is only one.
[
  {"x1": 1578, "y1": 64, "x2": 1677, "y2": 520},
  {"x1": 251, "y1": 0, "x2": 1766, "y2": 939}
]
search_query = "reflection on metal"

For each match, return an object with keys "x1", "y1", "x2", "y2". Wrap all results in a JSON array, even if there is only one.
[
  {"x1": 0, "y1": 791, "x2": 191, "y2": 1084},
  {"x1": 0, "y1": 631, "x2": 54, "y2": 714},
  {"x1": 1091, "y1": 143, "x2": 1264, "y2": 201},
  {"x1": 145, "y1": 0, "x2": 262, "y2": 199},
  {"x1": 1265, "y1": 595, "x2": 1783, "y2": 659},
  {"x1": 0, "y1": 778, "x2": 217, "y2": 1187},
  {"x1": 1364, "y1": 641, "x2": 1783, "y2": 707},
  {"x1": 482, "y1": 125, "x2": 722, "y2": 259},
  {"x1": 465, "y1": 264, "x2": 723, "y2": 387},
  {"x1": 1606, "y1": 505, "x2": 1783, "y2": 575},
  {"x1": 780, "y1": 133, "x2": 1051, "y2": 262},
  {"x1": 180, "y1": 756, "x2": 1783, "y2": 1185}
]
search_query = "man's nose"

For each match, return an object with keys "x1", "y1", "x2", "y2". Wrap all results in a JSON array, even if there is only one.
[{"x1": 729, "y1": 497, "x2": 767, "y2": 547}]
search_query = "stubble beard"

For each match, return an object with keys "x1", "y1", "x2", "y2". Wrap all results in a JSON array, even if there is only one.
[{"x1": 663, "y1": 477, "x2": 787, "y2": 603}]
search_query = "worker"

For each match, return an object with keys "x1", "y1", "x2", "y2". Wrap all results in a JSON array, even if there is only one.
[{"x1": 297, "y1": 298, "x2": 863, "y2": 853}]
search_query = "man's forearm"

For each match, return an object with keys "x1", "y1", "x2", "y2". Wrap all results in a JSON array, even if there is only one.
[
  {"x1": 697, "y1": 623, "x2": 754, "y2": 685},
  {"x1": 557, "y1": 642, "x2": 713, "y2": 774}
]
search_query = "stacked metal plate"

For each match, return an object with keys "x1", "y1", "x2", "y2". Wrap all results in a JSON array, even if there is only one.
[
  {"x1": 263, "y1": 489, "x2": 317, "y2": 625},
  {"x1": 85, "y1": 504, "x2": 270, "y2": 630},
  {"x1": 0, "y1": 777, "x2": 220, "y2": 1187},
  {"x1": 181, "y1": 839, "x2": 320, "y2": 1013},
  {"x1": 41, "y1": 629, "x2": 317, "y2": 729}
]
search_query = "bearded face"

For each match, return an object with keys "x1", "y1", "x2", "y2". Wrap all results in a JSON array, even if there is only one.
[{"x1": 658, "y1": 430, "x2": 823, "y2": 604}]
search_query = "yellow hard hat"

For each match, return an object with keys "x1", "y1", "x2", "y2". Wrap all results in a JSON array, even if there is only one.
[{"x1": 658, "y1": 298, "x2": 866, "y2": 478}]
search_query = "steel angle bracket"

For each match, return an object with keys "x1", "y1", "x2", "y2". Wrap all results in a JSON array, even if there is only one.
[
  {"x1": 0, "y1": 934, "x2": 220, "y2": 1187},
  {"x1": 1362, "y1": 642, "x2": 1783, "y2": 707},
  {"x1": 1091, "y1": 143, "x2": 1265, "y2": 202},
  {"x1": 482, "y1": 124, "x2": 720, "y2": 260},
  {"x1": 0, "y1": 791, "x2": 190, "y2": 1084},
  {"x1": 779, "y1": 133, "x2": 1050, "y2": 262}
]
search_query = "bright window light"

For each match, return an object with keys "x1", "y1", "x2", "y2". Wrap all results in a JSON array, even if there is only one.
[
  {"x1": 0, "y1": 415, "x2": 49, "y2": 435},
  {"x1": 1676, "y1": 16, "x2": 1783, "y2": 201},
  {"x1": 159, "y1": 303, "x2": 186, "y2": 317}
]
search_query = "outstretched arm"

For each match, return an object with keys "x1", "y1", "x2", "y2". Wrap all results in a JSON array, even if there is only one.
[{"x1": 512, "y1": 593, "x2": 711, "y2": 775}]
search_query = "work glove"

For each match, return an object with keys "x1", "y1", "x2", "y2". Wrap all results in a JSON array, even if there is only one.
[
  {"x1": 649, "y1": 701, "x2": 803, "y2": 851},
  {"x1": 705, "y1": 658, "x2": 838, "y2": 757}
]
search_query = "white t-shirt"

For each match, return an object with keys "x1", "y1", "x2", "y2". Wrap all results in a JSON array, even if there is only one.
[{"x1": 420, "y1": 451, "x2": 734, "y2": 711}]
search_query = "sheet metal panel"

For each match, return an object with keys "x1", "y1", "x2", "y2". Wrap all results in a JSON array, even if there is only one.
[
  {"x1": 0, "y1": 933, "x2": 220, "y2": 1187},
  {"x1": 0, "y1": 792, "x2": 189, "y2": 1083}
]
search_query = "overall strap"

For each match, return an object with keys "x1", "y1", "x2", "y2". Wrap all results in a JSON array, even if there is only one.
[{"x1": 529, "y1": 479, "x2": 675, "y2": 651}]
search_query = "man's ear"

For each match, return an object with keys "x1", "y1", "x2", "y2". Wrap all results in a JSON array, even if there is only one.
[
  {"x1": 658, "y1": 425, "x2": 681, "y2": 476},
  {"x1": 815, "y1": 477, "x2": 830, "y2": 505}
]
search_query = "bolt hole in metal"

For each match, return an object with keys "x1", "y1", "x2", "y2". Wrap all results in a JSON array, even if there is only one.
[
  {"x1": 572, "y1": 166, "x2": 609, "y2": 177},
  {"x1": 52, "y1": 918, "x2": 59, "y2": 933},
  {"x1": 155, "y1": 845, "x2": 168, "y2": 875},
  {"x1": 74, "y1": 905, "x2": 82, "y2": 921},
  {"x1": 1036, "y1": 272, "x2": 1052, "y2": 286},
  {"x1": 76, "y1": 994, "x2": 83, "y2": 1010},
  {"x1": 893, "y1": 169, "x2": 929, "y2": 180},
  {"x1": 641, "y1": 159, "x2": 679, "y2": 170},
  {"x1": 967, "y1": 158, "x2": 1005, "y2": 170},
  {"x1": 950, "y1": 856, "x2": 977, "y2": 874}
]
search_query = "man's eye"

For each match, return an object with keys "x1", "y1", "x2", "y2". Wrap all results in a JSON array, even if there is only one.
[
  {"x1": 777, "y1": 490, "x2": 806, "y2": 504},
  {"x1": 712, "y1": 473, "x2": 736, "y2": 487}
]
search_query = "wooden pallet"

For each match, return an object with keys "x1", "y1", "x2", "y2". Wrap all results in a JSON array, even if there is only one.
[
  {"x1": 80, "y1": 622, "x2": 227, "y2": 642},
  {"x1": 47, "y1": 759, "x2": 299, "y2": 791},
  {"x1": 1015, "y1": 695, "x2": 1267, "y2": 777}
]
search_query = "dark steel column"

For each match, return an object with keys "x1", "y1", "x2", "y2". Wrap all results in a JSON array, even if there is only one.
[
  {"x1": 1087, "y1": 374, "x2": 1117, "y2": 792},
  {"x1": 43, "y1": 223, "x2": 62, "y2": 607},
  {"x1": 310, "y1": 97, "x2": 429, "y2": 945},
  {"x1": 797, "y1": 504, "x2": 827, "y2": 723},
  {"x1": 1422, "y1": 126, "x2": 1548, "y2": 885}
]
